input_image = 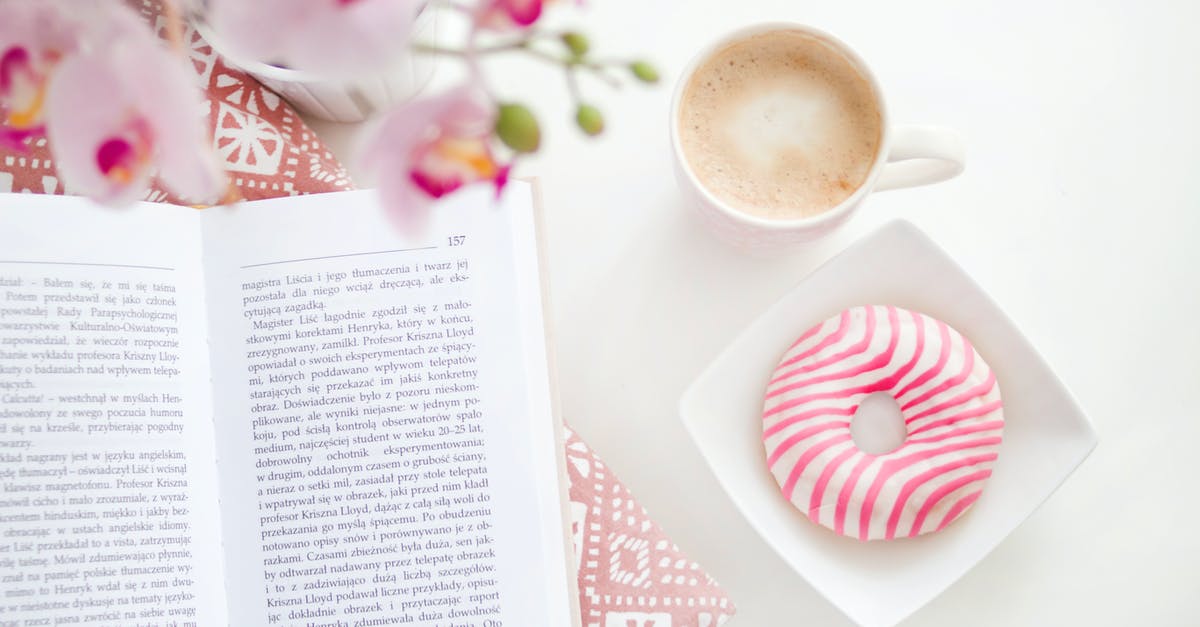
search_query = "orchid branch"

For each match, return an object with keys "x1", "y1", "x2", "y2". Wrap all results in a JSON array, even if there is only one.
[
  {"x1": 403, "y1": 5, "x2": 659, "y2": 187},
  {"x1": 1, "y1": 0, "x2": 660, "y2": 218},
  {"x1": 424, "y1": 0, "x2": 475, "y2": 15},
  {"x1": 413, "y1": 37, "x2": 637, "y2": 93}
]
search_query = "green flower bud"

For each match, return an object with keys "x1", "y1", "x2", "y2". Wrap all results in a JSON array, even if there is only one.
[
  {"x1": 495, "y1": 103, "x2": 541, "y2": 154},
  {"x1": 561, "y1": 32, "x2": 590, "y2": 58},
  {"x1": 575, "y1": 104, "x2": 604, "y2": 136},
  {"x1": 629, "y1": 60, "x2": 659, "y2": 84}
]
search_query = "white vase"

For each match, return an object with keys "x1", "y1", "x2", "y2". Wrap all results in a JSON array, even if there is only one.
[{"x1": 192, "y1": 12, "x2": 437, "y2": 123}]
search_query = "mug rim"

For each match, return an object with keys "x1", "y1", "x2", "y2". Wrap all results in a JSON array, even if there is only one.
[{"x1": 669, "y1": 22, "x2": 893, "y2": 232}]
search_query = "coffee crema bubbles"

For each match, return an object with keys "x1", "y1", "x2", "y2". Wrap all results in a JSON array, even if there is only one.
[{"x1": 678, "y1": 30, "x2": 883, "y2": 219}]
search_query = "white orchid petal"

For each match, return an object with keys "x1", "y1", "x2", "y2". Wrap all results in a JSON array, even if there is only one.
[
  {"x1": 44, "y1": 54, "x2": 148, "y2": 206},
  {"x1": 206, "y1": 0, "x2": 420, "y2": 77},
  {"x1": 358, "y1": 86, "x2": 501, "y2": 231},
  {"x1": 203, "y1": 0, "x2": 305, "y2": 68},
  {"x1": 116, "y1": 39, "x2": 223, "y2": 204}
]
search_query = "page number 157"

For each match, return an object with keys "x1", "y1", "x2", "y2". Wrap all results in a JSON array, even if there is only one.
[{"x1": 447, "y1": 235, "x2": 466, "y2": 246}]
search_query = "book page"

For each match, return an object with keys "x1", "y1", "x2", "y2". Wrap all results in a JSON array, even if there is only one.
[
  {"x1": 0, "y1": 195, "x2": 227, "y2": 625},
  {"x1": 201, "y1": 185, "x2": 574, "y2": 626}
]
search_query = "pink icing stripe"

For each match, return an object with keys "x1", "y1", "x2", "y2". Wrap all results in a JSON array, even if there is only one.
[
  {"x1": 901, "y1": 341, "x2": 975, "y2": 412},
  {"x1": 787, "y1": 314, "x2": 831, "y2": 350},
  {"x1": 824, "y1": 310, "x2": 929, "y2": 536},
  {"x1": 807, "y1": 446, "x2": 861, "y2": 524},
  {"x1": 908, "y1": 400, "x2": 1004, "y2": 437},
  {"x1": 857, "y1": 436, "x2": 1003, "y2": 540},
  {"x1": 906, "y1": 419, "x2": 1005, "y2": 446},
  {"x1": 762, "y1": 405, "x2": 856, "y2": 438},
  {"x1": 893, "y1": 320, "x2": 953, "y2": 401},
  {"x1": 772, "y1": 310, "x2": 934, "y2": 528},
  {"x1": 934, "y1": 490, "x2": 983, "y2": 533},
  {"x1": 764, "y1": 381, "x2": 879, "y2": 420},
  {"x1": 768, "y1": 311, "x2": 931, "y2": 412},
  {"x1": 834, "y1": 455, "x2": 876, "y2": 536},
  {"x1": 764, "y1": 306, "x2": 1004, "y2": 540},
  {"x1": 888, "y1": 309, "x2": 928, "y2": 391},
  {"x1": 768, "y1": 307, "x2": 900, "y2": 397},
  {"x1": 769, "y1": 307, "x2": 876, "y2": 385},
  {"x1": 883, "y1": 453, "x2": 998, "y2": 540},
  {"x1": 908, "y1": 470, "x2": 993, "y2": 537},
  {"x1": 764, "y1": 382, "x2": 885, "y2": 421},
  {"x1": 780, "y1": 434, "x2": 853, "y2": 501},
  {"x1": 771, "y1": 310, "x2": 853, "y2": 377},
  {"x1": 904, "y1": 370, "x2": 997, "y2": 423},
  {"x1": 765, "y1": 420, "x2": 850, "y2": 466}
]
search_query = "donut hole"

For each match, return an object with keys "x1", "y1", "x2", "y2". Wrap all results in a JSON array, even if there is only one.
[{"x1": 850, "y1": 392, "x2": 907, "y2": 455}]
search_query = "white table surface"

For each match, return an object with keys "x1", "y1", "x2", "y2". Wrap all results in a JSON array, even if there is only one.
[{"x1": 306, "y1": 1, "x2": 1200, "y2": 624}]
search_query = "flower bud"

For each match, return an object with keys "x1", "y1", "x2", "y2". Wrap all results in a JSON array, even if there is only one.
[
  {"x1": 561, "y1": 32, "x2": 590, "y2": 58},
  {"x1": 629, "y1": 60, "x2": 659, "y2": 84},
  {"x1": 495, "y1": 103, "x2": 541, "y2": 153},
  {"x1": 575, "y1": 104, "x2": 604, "y2": 136}
]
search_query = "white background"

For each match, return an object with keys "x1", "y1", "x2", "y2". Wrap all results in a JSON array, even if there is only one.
[{"x1": 308, "y1": 1, "x2": 1200, "y2": 624}]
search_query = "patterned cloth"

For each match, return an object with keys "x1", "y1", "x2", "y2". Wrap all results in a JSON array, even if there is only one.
[
  {"x1": 0, "y1": 0, "x2": 353, "y2": 201},
  {"x1": 0, "y1": 2, "x2": 735, "y2": 624},
  {"x1": 565, "y1": 428, "x2": 734, "y2": 627}
]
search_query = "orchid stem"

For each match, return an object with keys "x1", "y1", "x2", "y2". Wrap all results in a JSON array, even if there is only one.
[
  {"x1": 565, "y1": 67, "x2": 583, "y2": 104},
  {"x1": 463, "y1": 23, "x2": 500, "y2": 102},
  {"x1": 414, "y1": 29, "x2": 627, "y2": 109},
  {"x1": 163, "y1": 0, "x2": 184, "y2": 52},
  {"x1": 413, "y1": 42, "x2": 523, "y2": 56},
  {"x1": 425, "y1": 0, "x2": 474, "y2": 15}
]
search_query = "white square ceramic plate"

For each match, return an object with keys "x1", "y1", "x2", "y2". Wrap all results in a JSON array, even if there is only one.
[{"x1": 679, "y1": 220, "x2": 1098, "y2": 627}]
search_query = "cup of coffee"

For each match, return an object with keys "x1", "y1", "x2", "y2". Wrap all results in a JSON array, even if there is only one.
[{"x1": 671, "y1": 24, "x2": 965, "y2": 248}]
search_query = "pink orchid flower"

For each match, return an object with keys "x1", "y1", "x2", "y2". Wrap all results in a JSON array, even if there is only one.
[
  {"x1": 477, "y1": 0, "x2": 546, "y2": 29},
  {"x1": 204, "y1": 0, "x2": 421, "y2": 78},
  {"x1": 0, "y1": 0, "x2": 80, "y2": 150},
  {"x1": 40, "y1": 4, "x2": 224, "y2": 205},
  {"x1": 360, "y1": 87, "x2": 509, "y2": 230}
]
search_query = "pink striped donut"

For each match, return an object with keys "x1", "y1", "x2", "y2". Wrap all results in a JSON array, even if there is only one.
[{"x1": 762, "y1": 305, "x2": 1004, "y2": 541}]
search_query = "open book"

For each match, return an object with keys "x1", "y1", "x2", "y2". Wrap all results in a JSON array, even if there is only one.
[{"x1": 0, "y1": 184, "x2": 578, "y2": 626}]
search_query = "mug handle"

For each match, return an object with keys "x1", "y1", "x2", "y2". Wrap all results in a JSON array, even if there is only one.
[{"x1": 874, "y1": 125, "x2": 965, "y2": 191}]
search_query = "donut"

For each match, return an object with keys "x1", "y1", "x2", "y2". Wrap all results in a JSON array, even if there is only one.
[{"x1": 761, "y1": 305, "x2": 1004, "y2": 541}]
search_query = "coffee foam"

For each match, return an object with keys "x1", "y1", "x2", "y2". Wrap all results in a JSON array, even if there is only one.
[{"x1": 679, "y1": 30, "x2": 883, "y2": 219}]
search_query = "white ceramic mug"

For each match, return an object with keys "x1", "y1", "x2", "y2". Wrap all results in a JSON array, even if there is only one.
[{"x1": 670, "y1": 23, "x2": 965, "y2": 249}]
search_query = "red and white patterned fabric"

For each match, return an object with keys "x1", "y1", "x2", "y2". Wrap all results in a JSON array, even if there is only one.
[
  {"x1": 0, "y1": 3, "x2": 735, "y2": 624},
  {"x1": 0, "y1": 0, "x2": 353, "y2": 202},
  {"x1": 565, "y1": 428, "x2": 734, "y2": 627}
]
